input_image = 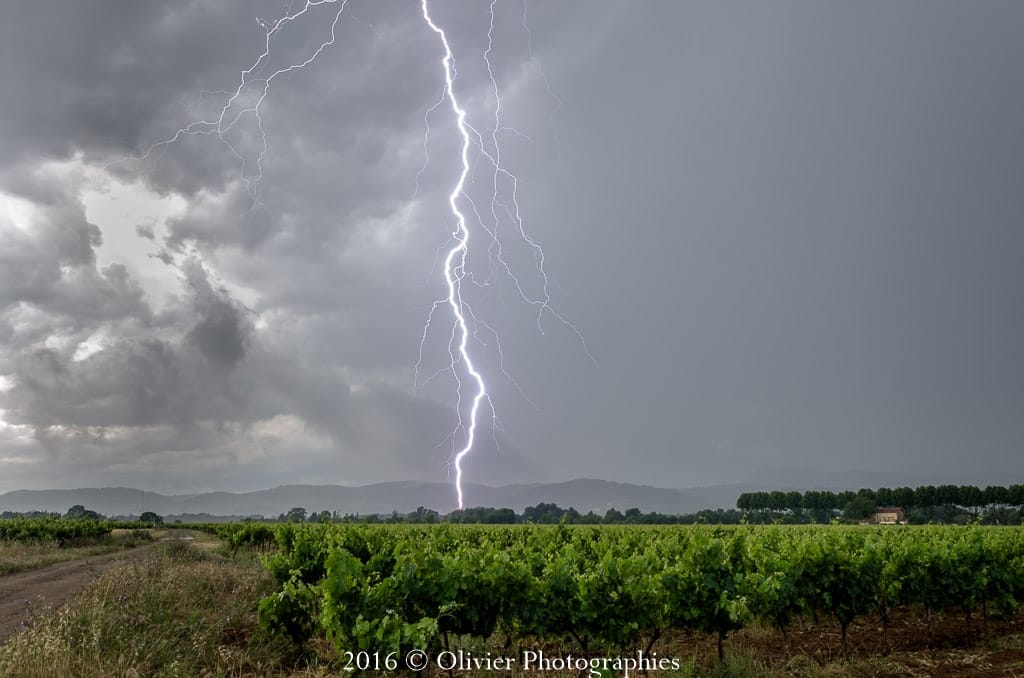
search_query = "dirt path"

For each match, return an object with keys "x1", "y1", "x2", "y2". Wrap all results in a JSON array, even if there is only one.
[{"x1": 0, "y1": 542, "x2": 161, "y2": 644}]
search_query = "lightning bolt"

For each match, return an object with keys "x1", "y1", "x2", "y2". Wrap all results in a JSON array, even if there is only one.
[
  {"x1": 419, "y1": 0, "x2": 489, "y2": 511},
  {"x1": 120, "y1": 0, "x2": 590, "y2": 511},
  {"x1": 417, "y1": 0, "x2": 593, "y2": 508}
]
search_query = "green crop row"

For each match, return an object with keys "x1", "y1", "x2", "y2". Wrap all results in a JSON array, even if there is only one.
[
  {"x1": 0, "y1": 517, "x2": 114, "y2": 545},
  {"x1": 248, "y1": 524, "x2": 1024, "y2": 659}
]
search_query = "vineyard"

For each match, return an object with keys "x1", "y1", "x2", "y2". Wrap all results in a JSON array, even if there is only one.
[
  {"x1": 0, "y1": 518, "x2": 113, "y2": 546},
  {"x1": 238, "y1": 523, "x2": 1024, "y2": 662}
]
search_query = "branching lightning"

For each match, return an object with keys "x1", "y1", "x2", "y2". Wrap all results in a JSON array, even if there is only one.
[
  {"x1": 123, "y1": 0, "x2": 590, "y2": 510},
  {"x1": 115, "y1": 0, "x2": 351, "y2": 204},
  {"x1": 415, "y1": 0, "x2": 593, "y2": 508},
  {"x1": 419, "y1": 0, "x2": 489, "y2": 510}
]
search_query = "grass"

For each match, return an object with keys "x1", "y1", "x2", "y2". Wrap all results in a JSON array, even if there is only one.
[
  {"x1": 0, "y1": 540, "x2": 300, "y2": 678},
  {"x1": 0, "y1": 530, "x2": 154, "y2": 575}
]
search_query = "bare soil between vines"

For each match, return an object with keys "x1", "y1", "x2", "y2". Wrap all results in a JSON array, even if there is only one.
[{"x1": 649, "y1": 609, "x2": 1024, "y2": 676}]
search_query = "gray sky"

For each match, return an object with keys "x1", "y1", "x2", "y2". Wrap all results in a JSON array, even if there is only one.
[{"x1": 1, "y1": 1, "x2": 1022, "y2": 498}]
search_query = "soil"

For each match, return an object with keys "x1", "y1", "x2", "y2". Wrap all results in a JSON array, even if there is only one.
[
  {"x1": 0, "y1": 541, "x2": 164, "y2": 644},
  {"x1": 659, "y1": 608, "x2": 1024, "y2": 677}
]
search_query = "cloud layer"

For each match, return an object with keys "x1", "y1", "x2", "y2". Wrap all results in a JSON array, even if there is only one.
[{"x1": 2, "y1": 1, "x2": 1022, "y2": 495}]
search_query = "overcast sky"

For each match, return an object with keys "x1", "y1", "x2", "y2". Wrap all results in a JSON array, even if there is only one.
[{"x1": 1, "y1": 1, "x2": 1022, "y2": 497}]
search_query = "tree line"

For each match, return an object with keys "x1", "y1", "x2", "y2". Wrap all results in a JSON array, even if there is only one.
[
  {"x1": 736, "y1": 484, "x2": 1024, "y2": 512},
  {"x1": 271, "y1": 503, "x2": 752, "y2": 525},
  {"x1": 266, "y1": 484, "x2": 1024, "y2": 526},
  {"x1": 1, "y1": 505, "x2": 164, "y2": 524}
]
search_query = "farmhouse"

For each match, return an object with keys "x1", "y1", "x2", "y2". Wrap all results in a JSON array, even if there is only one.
[{"x1": 872, "y1": 506, "x2": 905, "y2": 525}]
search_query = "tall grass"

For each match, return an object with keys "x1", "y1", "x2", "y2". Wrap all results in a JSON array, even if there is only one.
[
  {"x1": 0, "y1": 541, "x2": 293, "y2": 677},
  {"x1": 0, "y1": 531, "x2": 152, "y2": 576}
]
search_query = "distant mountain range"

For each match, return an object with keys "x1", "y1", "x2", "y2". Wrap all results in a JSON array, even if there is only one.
[
  {"x1": 0, "y1": 479, "x2": 759, "y2": 519},
  {"x1": 3, "y1": 470, "x2": 1007, "y2": 519}
]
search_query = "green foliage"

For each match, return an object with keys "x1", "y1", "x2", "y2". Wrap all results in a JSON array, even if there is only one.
[
  {"x1": 215, "y1": 522, "x2": 276, "y2": 552},
  {"x1": 249, "y1": 523, "x2": 1024, "y2": 659},
  {"x1": 843, "y1": 496, "x2": 876, "y2": 520},
  {"x1": 739, "y1": 483, "x2": 1024, "y2": 523},
  {"x1": 257, "y1": 577, "x2": 318, "y2": 644},
  {"x1": 64, "y1": 505, "x2": 104, "y2": 520},
  {"x1": 0, "y1": 517, "x2": 113, "y2": 546}
]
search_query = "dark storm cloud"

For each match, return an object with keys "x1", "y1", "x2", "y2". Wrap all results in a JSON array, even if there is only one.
[
  {"x1": 510, "y1": 0, "x2": 1024, "y2": 485},
  {"x1": 183, "y1": 260, "x2": 251, "y2": 368},
  {"x1": 1, "y1": 258, "x2": 250, "y2": 428},
  {"x1": 0, "y1": 175, "x2": 149, "y2": 324},
  {"x1": 0, "y1": 3, "x2": 230, "y2": 172},
  {"x1": 0, "y1": 0, "x2": 506, "y2": 493},
  {"x1": 7, "y1": 340, "x2": 185, "y2": 429},
  {"x1": 3, "y1": 0, "x2": 1023, "y2": 494}
]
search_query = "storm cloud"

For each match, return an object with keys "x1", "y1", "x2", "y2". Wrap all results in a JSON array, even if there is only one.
[{"x1": 1, "y1": 1, "x2": 1022, "y2": 497}]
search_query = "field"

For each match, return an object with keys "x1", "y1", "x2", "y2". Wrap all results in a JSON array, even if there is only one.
[
  {"x1": 0, "y1": 528, "x2": 156, "y2": 576},
  {"x1": 1, "y1": 521, "x2": 1023, "y2": 676}
]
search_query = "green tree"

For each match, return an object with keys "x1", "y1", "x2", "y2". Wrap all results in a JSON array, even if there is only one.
[
  {"x1": 875, "y1": 487, "x2": 894, "y2": 506},
  {"x1": 915, "y1": 485, "x2": 937, "y2": 507},
  {"x1": 64, "y1": 505, "x2": 103, "y2": 520},
  {"x1": 603, "y1": 507, "x2": 624, "y2": 523},
  {"x1": 523, "y1": 503, "x2": 565, "y2": 523},
  {"x1": 1008, "y1": 484, "x2": 1024, "y2": 506},
  {"x1": 893, "y1": 486, "x2": 916, "y2": 507},
  {"x1": 857, "y1": 488, "x2": 877, "y2": 503},
  {"x1": 843, "y1": 496, "x2": 875, "y2": 520},
  {"x1": 411, "y1": 506, "x2": 439, "y2": 523},
  {"x1": 959, "y1": 485, "x2": 984, "y2": 509},
  {"x1": 936, "y1": 484, "x2": 960, "y2": 506},
  {"x1": 984, "y1": 485, "x2": 1008, "y2": 505}
]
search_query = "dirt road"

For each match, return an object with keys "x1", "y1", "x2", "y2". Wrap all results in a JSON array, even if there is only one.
[{"x1": 0, "y1": 544, "x2": 158, "y2": 644}]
